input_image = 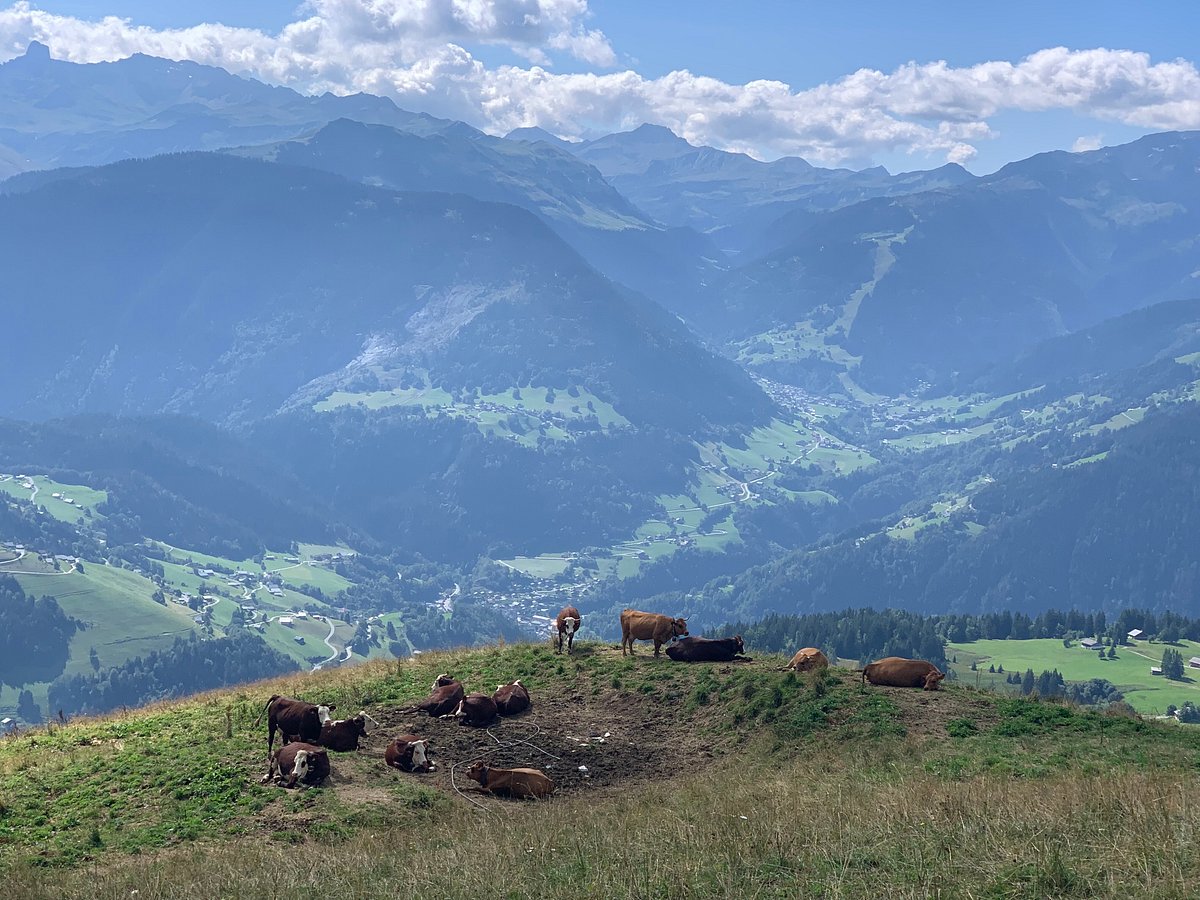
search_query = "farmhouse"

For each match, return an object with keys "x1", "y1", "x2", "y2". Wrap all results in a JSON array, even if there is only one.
[
  {"x1": 1190, "y1": 657, "x2": 1200, "y2": 669},
  {"x1": 1151, "y1": 666, "x2": 1163, "y2": 676},
  {"x1": 1080, "y1": 638, "x2": 1102, "y2": 650},
  {"x1": 279, "y1": 616, "x2": 294, "y2": 626},
  {"x1": 1127, "y1": 629, "x2": 1144, "y2": 640}
]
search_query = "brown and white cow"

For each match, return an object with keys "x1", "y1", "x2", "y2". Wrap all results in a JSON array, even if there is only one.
[
  {"x1": 862, "y1": 657, "x2": 946, "y2": 690},
  {"x1": 318, "y1": 713, "x2": 369, "y2": 751},
  {"x1": 492, "y1": 680, "x2": 531, "y2": 716},
  {"x1": 665, "y1": 635, "x2": 746, "y2": 662},
  {"x1": 464, "y1": 761, "x2": 555, "y2": 800},
  {"x1": 262, "y1": 696, "x2": 335, "y2": 753},
  {"x1": 783, "y1": 647, "x2": 829, "y2": 672},
  {"x1": 454, "y1": 693, "x2": 499, "y2": 727},
  {"x1": 261, "y1": 741, "x2": 331, "y2": 787},
  {"x1": 620, "y1": 609, "x2": 688, "y2": 656},
  {"x1": 403, "y1": 675, "x2": 465, "y2": 717},
  {"x1": 555, "y1": 606, "x2": 582, "y2": 654},
  {"x1": 384, "y1": 735, "x2": 435, "y2": 773}
]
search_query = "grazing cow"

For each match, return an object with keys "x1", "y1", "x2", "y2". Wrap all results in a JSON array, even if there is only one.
[
  {"x1": 261, "y1": 742, "x2": 331, "y2": 787},
  {"x1": 464, "y1": 761, "x2": 555, "y2": 800},
  {"x1": 403, "y1": 675, "x2": 465, "y2": 717},
  {"x1": 784, "y1": 648, "x2": 829, "y2": 672},
  {"x1": 862, "y1": 657, "x2": 946, "y2": 691},
  {"x1": 318, "y1": 713, "x2": 369, "y2": 751},
  {"x1": 555, "y1": 606, "x2": 582, "y2": 654},
  {"x1": 665, "y1": 635, "x2": 746, "y2": 662},
  {"x1": 493, "y1": 680, "x2": 531, "y2": 716},
  {"x1": 620, "y1": 609, "x2": 688, "y2": 656},
  {"x1": 454, "y1": 693, "x2": 499, "y2": 727},
  {"x1": 385, "y1": 735, "x2": 435, "y2": 773},
  {"x1": 263, "y1": 696, "x2": 335, "y2": 753}
]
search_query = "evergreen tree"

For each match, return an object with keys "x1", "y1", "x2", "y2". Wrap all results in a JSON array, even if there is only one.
[{"x1": 1021, "y1": 668, "x2": 1035, "y2": 695}]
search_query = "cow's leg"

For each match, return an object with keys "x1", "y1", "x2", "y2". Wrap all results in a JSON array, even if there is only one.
[
  {"x1": 567, "y1": 632, "x2": 574, "y2": 653},
  {"x1": 653, "y1": 640, "x2": 662, "y2": 656},
  {"x1": 555, "y1": 632, "x2": 562, "y2": 654}
]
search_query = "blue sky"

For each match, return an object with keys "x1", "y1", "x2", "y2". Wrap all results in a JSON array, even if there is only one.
[{"x1": 8, "y1": 1, "x2": 1200, "y2": 172}]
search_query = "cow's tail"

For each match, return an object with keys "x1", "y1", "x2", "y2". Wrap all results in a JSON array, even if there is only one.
[{"x1": 255, "y1": 694, "x2": 281, "y2": 726}]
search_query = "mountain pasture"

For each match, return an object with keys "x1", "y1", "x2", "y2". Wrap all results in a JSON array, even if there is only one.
[
  {"x1": 949, "y1": 638, "x2": 1200, "y2": 713},
  {"x1": 1, "y1": 643, "x2": 1199, "y2": 898}
]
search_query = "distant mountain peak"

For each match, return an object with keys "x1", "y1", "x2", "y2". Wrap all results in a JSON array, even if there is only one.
[
  {"x1": 24, "y1": 41, "x2": 51, "y2": 61},
  {"x1": 505, "y1": 126, "x2": 574, "y2": 148},
  {"x1": 625, "y1": 123, "x2": 689, "y2": 144}
]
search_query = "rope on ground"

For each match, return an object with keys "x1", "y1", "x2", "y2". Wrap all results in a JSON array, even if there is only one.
[{"x1": 452, "y1": 720, "x2": 560, "y2": 813}]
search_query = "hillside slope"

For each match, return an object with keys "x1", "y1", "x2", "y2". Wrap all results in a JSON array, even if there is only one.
[
  {"x1": 0, "y1": 152, "x2": 770, "y2": 431},
  {"x1": 2, "y1": 642, "x2": 1198, "y2": 898}
]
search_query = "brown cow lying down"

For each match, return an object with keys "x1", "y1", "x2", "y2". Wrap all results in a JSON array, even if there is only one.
[
  {"x1": 862, "y1": 657, "x2": 946, "y2": 690},
  {"x1": 263, "y1": 696, "x2": 335, "y2": 752},
  {"x1": 464, "y1": 761, "x2": 555, "y2": 800},
  {"x1": 385, "y1": 734, "x2": 435, "y2": 772},
  {"x1": 493, "y1": 680, "x2": 531, "y2": 716},
  {"x1": 555, "y1": 605, "x2": 582, "y2": 654},
  {"x1": 620, "y1": 609, "x2": 688, "y2": 656},
  {"x1": 261, "y1": 742, "x2": 331, "y2": 787},
  {"x1": 403, "y1": 674, "x2": 465, "y2": 717},
  {"x1": 454, "y1": 693, "x2": 499, "y2": 727},
  {"x1": 783, "y1": 648, "x2": 829, "y2": 672},
  {"x1": 665, "y1": 635, "x2": 746, "y2": 662},
  {"x1": 319, "y1": 713, "x2": 369, "y2": 751}
]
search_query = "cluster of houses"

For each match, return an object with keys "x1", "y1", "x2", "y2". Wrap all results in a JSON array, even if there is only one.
[{"x1": 1080, "y1": 630, "x2": 1200, "y2": 677}]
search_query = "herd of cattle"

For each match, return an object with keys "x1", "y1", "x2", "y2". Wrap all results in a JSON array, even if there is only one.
[{"x1": 257, "y1": 606, "x2": 947, "y2": 799}]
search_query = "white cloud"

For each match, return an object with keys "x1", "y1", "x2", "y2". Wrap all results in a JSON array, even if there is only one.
[
  {"x1": 1072, "y1": 134, "x2": 1104, "y2": 153},
  {"x1": 3, "y1": 2, "x2": 1200, "y2": 165}
]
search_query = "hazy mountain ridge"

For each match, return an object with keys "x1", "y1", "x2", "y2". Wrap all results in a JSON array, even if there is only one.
[{"x1": 0, "y1": 151, "x2": 769, "y2": 431}]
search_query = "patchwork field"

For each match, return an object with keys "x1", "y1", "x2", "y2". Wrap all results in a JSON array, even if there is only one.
[
  {"x1": 0, "y1": 474, "x2": 107, "y2": 523},
  {"x1": 948, "y1": 638, "x2": 1200, "y2": 714}
]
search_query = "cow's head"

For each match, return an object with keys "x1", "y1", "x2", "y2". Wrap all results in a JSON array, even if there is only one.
[
  {"x1": 464, "y1": 761, "x2": 487, "y2": 785},
  {"x1": 923, "y1": 670, "x2": 946, "y2": 691},
  {"x1": 563, "y1": 616, "x2": 579, "y2": 636},
  {"x1": 672, "y1": 618, "x2": 689, "y2": 639},
  {"x1": 317, "y1": 704, "x2": 336, "y2": 726},
  {"x1": 291, "y1": 749, "x2": 311, "y2": 786},
  {"x1": 342, "y1": 714, "x2": 369, "y2": 737},
  {"x1": 733, "y1": 635, "x2": 745, "y2": 655},
  {"x1": 409, "y1": 739, "x2": 433, "y2": 772},
  {"x1": 433, "y1": 673, "x2": 456, "y2": 690}
]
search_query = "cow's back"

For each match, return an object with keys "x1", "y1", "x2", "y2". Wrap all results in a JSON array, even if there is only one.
[
  {"x1": 865, "y1": 657, "x2": 938, "y2": 687},
  {"x1": 622, "y1": 609, "x2": 662, "y2": 639}
]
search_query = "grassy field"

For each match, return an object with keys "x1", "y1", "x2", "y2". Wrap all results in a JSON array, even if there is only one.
[
  {"x1": 0, "y1": 564, "x2": 199, "y2": 713},
  {"x1": 0, "y1": 474, "x2": 107, "y2": 523},
  {"x1": 2, "y1": 643, "x2": 1199, "y2": 898},
  {"x1": 949, "y1": 638, "x2": 1200, "y2": 714}
]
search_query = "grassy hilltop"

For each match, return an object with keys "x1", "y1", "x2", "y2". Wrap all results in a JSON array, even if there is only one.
[{"x1": 1, "y1": 642, "x2": 1199, "y2": 899}]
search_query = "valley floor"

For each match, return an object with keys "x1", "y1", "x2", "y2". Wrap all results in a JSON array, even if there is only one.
[{"x1": 2, "y1": 644, "x2": 1199, "y2": 898}]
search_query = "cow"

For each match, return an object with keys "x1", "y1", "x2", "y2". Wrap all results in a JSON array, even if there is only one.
[
  {"x1": 862, "y1": 657, "x2": 946, "y2": 691},
  {"x1": 783, "y1": 648, "x2": 829, "y2": 672},
  {"x1": 620, "y1": 609, "x2": 688, "y2": 656},
  {"x1": 385, "y1": 735, "x2": 436, "y2": 773},
  {"x1": 318, "y1": 713, "x2": 369, "y2": 751},
  {"x1": 464, "y1": 761, "x2": 555, "y2": 800},
  {"x1": 262, "y1": 696, "x2": 335, "y2": 753},
  {"x1": 493, "y1": 680, "x2": 531, "y2": 716},
  {"x1": 401, "y1": 675, "x2": 465, "y2": 717},
  {"x1": 454, "y1": 693, "x2": 499, "y2": 727},
  {"x1": 261, "y1": 742, "x2": 331, "y2": 787},
  {"x1": 665, "y1": 635, "x2": 746, "y2": 662},
  {"x1": 555, "y1": 606, "x2": 582, "y2": 654}
]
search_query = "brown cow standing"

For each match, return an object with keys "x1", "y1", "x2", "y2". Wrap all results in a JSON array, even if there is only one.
[
  {"x1": 620, "y1": 609, "x2": 688, "y2": 656},
  {"x1": 555, "y1": 606, "x2": 582, "y2": 654},
  {"x1": 454, "y1": 693, "x2": 499, "y2": 727},
  {"x1": 862, "y1": 657, "x2": 946, "y2": 690},
  {"x1": 403, "y1": 675, "x2": 465, "y2": 717},
  {"x1": 784, "y1": 648, "x2": 829, "y2": 672},
  {"x1": 385, "y1": 735, "x2": 436, "y2": 772},
  {"x1": 318, "y1": 713, "x2": 369, "y2": 751},
  {"x1": 262, "y1": 696, "x2": 334, "y2": 753},
  {"x1": 261, "y1": 742, "x2": 331, "y2": 787},
  {"x1": 493, "y1": 680, "x2": 531, "y2": 716},
  {"x1": 464, "y1": 761, "x2": 555, "y2": 800}
]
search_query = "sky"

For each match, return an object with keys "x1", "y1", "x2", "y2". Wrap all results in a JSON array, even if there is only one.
[{"x1": 3, "y1": 1, "x2": 1200, "y2": 173}]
